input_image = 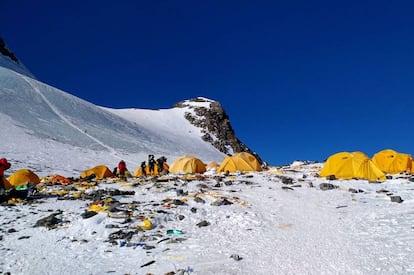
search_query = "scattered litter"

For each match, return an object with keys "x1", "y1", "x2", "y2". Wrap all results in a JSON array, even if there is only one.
[
  {"x1": 167, "y1": 229, "x2": 183, "y2": 235},
  {"x1": 230, "y1": 254, "x2": 243, "y2": 261},
  {"x1": 140, "y1": 260, "x2": 156, "y2": 268}
]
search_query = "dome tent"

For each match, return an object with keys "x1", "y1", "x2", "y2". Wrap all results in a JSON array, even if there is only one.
[
  {"x1": 169, "y1": 155, "x2": 206, "y2": 174},
  {"x1": 372, "y1": 149, "x2": 412, "y2": 174},
  {"x1": 217, "y1": 152, "x2": 262, "y2": 173},
  {"x1": 7, "y1": 169, "x2": 40, "y2": 189},
  {"x1": 80, "y1": 165, "x2": 114, "y2": 180},
  {"x1": 319, "y1": 151, "x2": 386, "y2": 181}
]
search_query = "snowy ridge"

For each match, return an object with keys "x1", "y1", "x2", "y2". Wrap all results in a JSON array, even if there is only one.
[{"x1": 0, "y1": 66, "x2": 225, "y2": 176}]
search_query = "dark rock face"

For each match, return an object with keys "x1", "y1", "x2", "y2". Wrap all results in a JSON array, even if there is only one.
[
  {"x1": 0, "y1": 37, "x2": 19, "y2": 63},
  {"x1": 174, "y1": 97, "x2": 266, "y2": 166}
]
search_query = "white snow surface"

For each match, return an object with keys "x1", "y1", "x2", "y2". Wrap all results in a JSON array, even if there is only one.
[
  {"x1": 1, "y1": 62, "x2": 414, "y2": 275},
  {"x1": 1, "y1": 163, "x2": 414, "y2": 275}
]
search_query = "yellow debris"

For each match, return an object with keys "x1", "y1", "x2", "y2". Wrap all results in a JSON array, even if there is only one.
[
  {"x1": 138, "y1": 219, "x2": 153, "y2": 230},
  {"x1": 8, "y1": 198, "x2": 23, "y2": 204},
  {"x1": 88, "y1": 204, "x2": 109, "y2": 213}
]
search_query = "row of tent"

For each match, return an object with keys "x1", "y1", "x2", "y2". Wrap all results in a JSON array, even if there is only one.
[
  {"x1": 1, "y1": 152, "x2": 263, "y2": 189},
  {"x1": 12, "y1": 149, "x2": 409, "y2": 188},
  {"x1": 320, "y1": 149, "x2": 414, "y2": 181},
  {"x1": 80, "y1": 152, "x2": 261, "y2": 179},
  {"x1": 135, "y1": 152, "x2": 262, "y2": 176}
]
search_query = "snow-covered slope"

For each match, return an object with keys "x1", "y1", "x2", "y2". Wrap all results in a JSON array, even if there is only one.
[
  {"x1": 0, "y1": 65, "x2": 225, "y2": 176},
  {"x1": 1, "y1": 162, "x2": 414, "y2": 275}
]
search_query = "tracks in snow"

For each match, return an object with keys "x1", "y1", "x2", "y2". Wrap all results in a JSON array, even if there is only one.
[{"x1": 21, "y1": 75, "x2": 118, "y2": 158}]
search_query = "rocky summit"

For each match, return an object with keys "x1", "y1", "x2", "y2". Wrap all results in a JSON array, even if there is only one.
[{"x1": 175, "y1": 97, "x2": 265, "y2": 166}]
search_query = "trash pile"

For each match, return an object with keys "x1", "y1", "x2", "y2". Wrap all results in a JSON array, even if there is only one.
[{"x1": 1, "y1": 171, "x2": 260, "y2": 273}]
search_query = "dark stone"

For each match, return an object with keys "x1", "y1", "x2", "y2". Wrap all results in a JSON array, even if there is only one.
[
  {"x1": 107, "y1": 230, "x2": 136, "y2": 241},
  {"x1": 176, "y1": 189, "x2": 184, "y2": 196},
  {"x1": 319, "y1": 183, "x2": 338, "y2": 191},
  {"x1": 105, "y1": 224, "x2": 120, "y2": 229},
  {"x1": 172, "y1": 199, "x2": 185, "y2": 206},
  {"x1": 34, "y1": 212, "x2": 62, "y2": 229},
  {"x1": 194, "y1": 197, "x2": 206, "y2": 204},
  {"x1": 196, "y1": 220, "x2": 210, "y2": 227},
  {"x1": 390, "y1": 196, "x2": 403, "y2": 203},
  {"x1": 81, "y1": 211, "x2": 98, "y2": 219},
  {"x1": 281, "y1": 177, "x2": 294, "y2": 185},
  {"x1": 230, "y1": 254, "x2": 243, "y2": 261},
  {"x1": 211, "y1": 198, "x2": 233, "y2": 206}
]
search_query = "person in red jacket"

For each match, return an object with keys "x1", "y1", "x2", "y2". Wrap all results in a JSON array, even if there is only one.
[
  {"x1": 117, "y1": 160, "x2": 127, "y2": 179},
  {"x1": 0, "y1": 158, "x2": 11, "y2": 189}
]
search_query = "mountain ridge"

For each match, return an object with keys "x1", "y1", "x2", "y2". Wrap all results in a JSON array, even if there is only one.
[{"x1": 0, "y1": 40, "x2": 264, "y2": 176}]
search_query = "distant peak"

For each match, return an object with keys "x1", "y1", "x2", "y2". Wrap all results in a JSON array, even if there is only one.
[{"x1": 174, "y1": 97, "x2": 217, "y2": 109}]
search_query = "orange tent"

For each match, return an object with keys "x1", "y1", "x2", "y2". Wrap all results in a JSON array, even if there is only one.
[
  {"x1": 49, "y1": 175, "x2": 72, "y2": 185},
  {"x1": 133, "y1": 163, "x2": 169, "y2": 177},
  {"x1": 80, "y1": 165, "x2": 114, "y2": 180},
  {"x1": 7, "y1": 169, "x2": 41, "y2": 189},
  {"x1": 217, "y1": 152, "x2": 262, "y2": 173}
]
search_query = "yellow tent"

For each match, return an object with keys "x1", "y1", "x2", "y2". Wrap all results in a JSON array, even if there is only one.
[
  {"x1": 372, "y1": 149, "x2": 412, "y2": 174},
  {"x1": 133, "y1": 163, "x2": 169, "y2": 177},
  {"x1": 320, "y1": 151, "x2": 386, "y2": 181},
  {"x1": 217, "y1": 152, "x2": 262, "y2": 173},
  {"x1": 7, "y1": 169, "x2": 41, "y2": 189},
  {"x1": 169, "y1": 155, "x2": 206, "y2": 174},
  {"x1": 80, "y1": 165, "x2": 114, "y2": 180},
  {"x1": 352, "y1": 151, "x2": 369, "y2": 159}
]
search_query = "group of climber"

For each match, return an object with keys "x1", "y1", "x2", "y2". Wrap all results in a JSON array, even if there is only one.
[
  {"x1": 140, "y1": 155, "x2": 168, "y2": 177},
  {"x1": 112, "y1": 155, "x2": 169, "y2": 179}
]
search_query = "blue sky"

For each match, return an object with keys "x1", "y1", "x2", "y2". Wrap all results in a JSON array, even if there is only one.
[{"x1": 1, "y1": 0, "x2": 414, "y2": 165}]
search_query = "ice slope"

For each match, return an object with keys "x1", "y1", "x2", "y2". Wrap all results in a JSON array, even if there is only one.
[{"x1": 0, "y1": 66, "x2": 225, "y2": 176}]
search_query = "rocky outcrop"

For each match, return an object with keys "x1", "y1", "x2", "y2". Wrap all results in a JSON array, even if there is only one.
[
  {"x1": 0, "y1": 36, "x2": 19, "y2": 63},
  {"x1": 0, "y1": 36, "x2": 34, "y2": 78},
  {"x1": 174, "y1": 97, "x2": 266, "y2": 167}
]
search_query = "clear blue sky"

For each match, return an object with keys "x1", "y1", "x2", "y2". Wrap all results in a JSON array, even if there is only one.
[{"x1": 2, "y1": 0, "x2": 414, "y2": 165}]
